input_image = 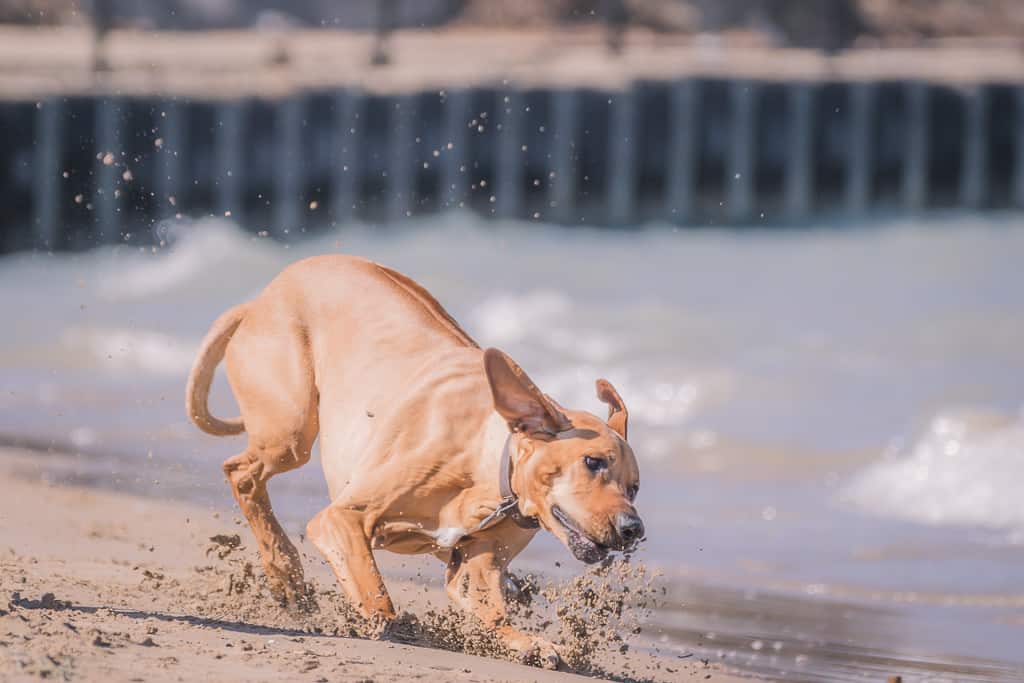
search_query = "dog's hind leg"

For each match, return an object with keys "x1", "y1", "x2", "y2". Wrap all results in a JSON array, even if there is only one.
[
  {"x1": 222, "y1": 434, "x2": 314, "y2": 606},
  {"x1": 222, "y1": 317, "x2": 319, "y2": 607}
]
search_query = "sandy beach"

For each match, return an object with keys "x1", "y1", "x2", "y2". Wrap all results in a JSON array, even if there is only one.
[{"x1": 0, "y1": 444, "x2": 750, "y2": 682}]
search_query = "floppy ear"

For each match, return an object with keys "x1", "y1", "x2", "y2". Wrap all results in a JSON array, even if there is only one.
[
  {"x1": 484, "y1": 348, "x2": 570, "y2": 435},
  {"x1": 595, "y1": 378, "x2": 628, "y2": 440}
]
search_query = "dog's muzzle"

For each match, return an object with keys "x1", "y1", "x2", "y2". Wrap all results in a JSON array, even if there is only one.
[
  {"x1": 550, "y1": 506, "x2": 646, "y2": 563},
  {"x1": 613, "y1": 511, "x2": 645, "y2": 550}
]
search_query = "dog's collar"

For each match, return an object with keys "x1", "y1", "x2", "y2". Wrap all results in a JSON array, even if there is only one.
[{"x1": 475, "y1": 432, "x2": 540, "y2": 532}]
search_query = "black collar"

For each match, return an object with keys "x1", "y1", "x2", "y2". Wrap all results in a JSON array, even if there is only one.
[{"x1": 475, "y1": 432, "x2": 540, "y2": 532}]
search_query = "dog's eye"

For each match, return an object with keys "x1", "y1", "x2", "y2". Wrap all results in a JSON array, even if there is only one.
[
  {"x1": 627, "y1": 484, "x2": 639, "y2": 501},
  {"x1": 583, "y1": 456, "x2": 607, "y2": 473}
]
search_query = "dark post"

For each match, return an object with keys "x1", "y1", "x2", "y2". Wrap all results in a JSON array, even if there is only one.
[
  {"x1": 495, "y1": 90, "x2": 524, "y2": 219},
  {"x1": 372, "y1": 0, "x2": 397, "y2": 66},
  {"x1": 551, "y1": 89, "x2": 579, "y2": 224},
  {"x1": 602, "y1": 0, "x2": 628, "y2": 55},
  {"x1": 903, "y1": 82, "x2": 929, "y2": 212},
  {"x1": 34, "y1": 98, "x2": 62, "y2": 249},
  {"x1": 960, "y1": 86, "x2": 988, "y2": 209},
  {"x1": 440, "y1": 89, "x2": 470, "y2": 211},
  {"x1": 332, "y1": 89, "x2": 365, "y2": 225},
  {"x1": 666, "y1": 80, "x2": 699, "y2": 223},
  {"x1": 785, "y1": 83, "x2": 814, "y2": 219},
  {"x1": 273, "y1": 96, "x2": 304, "y2": 238},
  {"x1": 155, "y1": 98, "x2": 185, "y2": 222},
  {"x1": 215, "y1": 100, "x2": 245, "y2": 219},
  {"x1": 90, "y1": 0, "x2": 114, "y2": 72},
  {"x1": 94, "y1": 97, "x2": 120, "y2": 243},
  {"x1": 607, "y1": 87, "x2": 638, "y2": 225},
  {"x1": 845, "y1": 82, "x2": 874, "y2": 214},
  {"x1": 727, "y1": 81, "x2": 756, "y2": 223},
  {"x1": 388, "y1": 93, "x2": 418, "y2": 222},
  {"x1": 1017, "y1": 87, "x2": 1024, "y2": 209}
]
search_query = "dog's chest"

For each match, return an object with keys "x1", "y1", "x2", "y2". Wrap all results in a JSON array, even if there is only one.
[
  {"x1": 371, "y1": 521, "x2": 470, "y2": 553},
  {"x1": 368, "y1": 486, "x2": 506, "y2": 554},
  {"x1": 430, "y1": 526, "x2": 469, "y2": 548}
]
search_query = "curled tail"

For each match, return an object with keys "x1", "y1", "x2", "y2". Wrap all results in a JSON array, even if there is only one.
[{"x1": 186, "y1": 303, "x2": 249, "y2": 436}]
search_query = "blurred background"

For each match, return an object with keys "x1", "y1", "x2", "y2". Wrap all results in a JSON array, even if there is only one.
[{"x1": 1, "y1": 2, "x2": 1023, "y2": 681}]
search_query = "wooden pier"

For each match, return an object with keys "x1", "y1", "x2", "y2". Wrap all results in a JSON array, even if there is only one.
[{"x1": 1, "y1": 74, "x2": 1023, "y2": 252}]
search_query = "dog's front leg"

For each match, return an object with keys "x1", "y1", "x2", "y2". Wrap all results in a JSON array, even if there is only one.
[
  {"x1": 445, "y1": 539, "x2": 561, "y2": 670},
  {"x1": 307, "y1": 505, "x2": 395, "y2": 633}
]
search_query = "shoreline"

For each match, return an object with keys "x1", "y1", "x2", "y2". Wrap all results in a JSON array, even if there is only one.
[
  {"x1": 0, "y1": 444, "x2": 749, "y2": 682},
  {"x1": 3, "y1": 401, "x2": 1023, "y2": 681}
]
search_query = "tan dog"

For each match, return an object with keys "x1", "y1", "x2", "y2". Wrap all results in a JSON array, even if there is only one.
[{"x1": 185, "y1": 255, "x2": 643, "y2": 668}]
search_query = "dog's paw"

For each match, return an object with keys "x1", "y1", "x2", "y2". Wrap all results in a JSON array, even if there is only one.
[
  {"x1": 366, "y1": 612, "x2": 395, "y2": 640},
  {"x1": 507, "y1": 634, "x2": 562, "y2": 670},
  {"x1": 284, "y1": 582, "x2": 320, "y2": 615},
  {"x1": 501, "y1": 571, "x2": 535, "y2": 606},
  {"x1": 529, "y1": 639, "x2": 562, "y2": 670},
  {"x1": 269, "y1": 577, "x2": 318, "y2": 614}
]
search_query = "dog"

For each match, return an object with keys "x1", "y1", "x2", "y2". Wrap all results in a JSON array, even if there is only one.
[{"x1": 186, "y1": 254, "x2": 643, "y2": 668}]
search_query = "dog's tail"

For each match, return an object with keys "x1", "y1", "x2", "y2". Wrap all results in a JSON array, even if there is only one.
[{"x1": 186, "y1": 303, "x2": 248, "y2": 436}]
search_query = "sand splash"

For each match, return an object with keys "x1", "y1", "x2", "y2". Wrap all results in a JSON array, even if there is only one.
[{"x1": 177, "y1": 534, "x2": 660, "y2": 677}]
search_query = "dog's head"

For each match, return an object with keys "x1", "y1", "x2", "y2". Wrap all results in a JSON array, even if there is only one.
[{"x1": 484, "y1": 348, "x2": 643, "y2": 564}]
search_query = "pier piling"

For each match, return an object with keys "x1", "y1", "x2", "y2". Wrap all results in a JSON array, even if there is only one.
[
  {"x1": 93, "y1": 97, "x2": 120, "y2": 243},
  {"x1": 902, "y1": 82, "x2": 929, "y2": 212},
  {"x1": 726, "y1": 81, "x2": 756, "y2": 223},
  {"x1": 3, "y1": 72, "x2": 1023, "y2": 253},
  {"x1": 33, "y1": 98, "x2": 61, "y2": 248}
]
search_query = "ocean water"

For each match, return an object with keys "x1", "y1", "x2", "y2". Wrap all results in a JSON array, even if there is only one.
[{"x1": 2, "y1": 214, "x2": 1023, "y2": 681}]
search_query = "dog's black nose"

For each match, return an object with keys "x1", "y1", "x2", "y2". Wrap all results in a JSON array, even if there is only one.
[{"x1": 615, "y1": 512, "x2": 644, "y2": 546}]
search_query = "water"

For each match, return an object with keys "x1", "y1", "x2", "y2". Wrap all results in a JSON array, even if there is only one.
[{"x1": 2, "y1": 214, "x2": 1023, "y2": 681}]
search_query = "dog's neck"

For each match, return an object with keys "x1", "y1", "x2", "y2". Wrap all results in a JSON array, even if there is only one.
[
  {"x1": 497, "y1": 431, "x2": 540, "y2": 529},
  {"x1": 473, "y1": 418, "x2": 539, "y2": 533}
]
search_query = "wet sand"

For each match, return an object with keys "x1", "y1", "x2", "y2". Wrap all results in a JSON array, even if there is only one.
[{"x1": 0, "y1": 445, "x2": 750, "y2": 682}]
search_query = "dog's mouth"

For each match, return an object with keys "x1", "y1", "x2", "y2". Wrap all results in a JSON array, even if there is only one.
[{"x1": 550, "y1": 505, "x2": 609, "y2": 564}]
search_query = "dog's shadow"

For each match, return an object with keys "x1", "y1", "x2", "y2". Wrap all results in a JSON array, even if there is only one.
[
  {"x1": 10, "y1": 593, "x2": 659, "y2": 683},
  {"x1": 11, "y1": 592, "x2": 313, "y2": 638}
]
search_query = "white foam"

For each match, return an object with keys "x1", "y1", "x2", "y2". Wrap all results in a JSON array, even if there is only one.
[
  {"x1": 97, "y1": 218, "x2": 280, "y2": 301},
  {"x1": 470, "y1": 289, "x2": 573, "y2": 346},
  {"x1": 69, "y1": 426, "x2": 98, "y2": 448},
  {"x1": 841, "y1": 409, "x2": 1024, "y2": 530},
  {"x1": 469, "y1": 289, "x2": 617, "y2": 363},
  {"x1": 468, "y1": 289, "x2": 735, "y2": 436}
]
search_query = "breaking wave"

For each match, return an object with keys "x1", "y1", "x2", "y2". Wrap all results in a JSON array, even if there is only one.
[{"x1": 841, "y1": 409, "x2": 1024, "y2": 531}]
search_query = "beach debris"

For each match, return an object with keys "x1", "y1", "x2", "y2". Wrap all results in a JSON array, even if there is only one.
[
  {"x1": 206, "y1": 533, "x2": 242, "y2": 559},
  {"x1": 9, "y1": 591, "x2": 71, "y2": 611}
]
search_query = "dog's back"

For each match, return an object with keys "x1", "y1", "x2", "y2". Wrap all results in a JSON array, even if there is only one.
[
  {"x1": 190, "y1": 255, "x2": 479, "y2": 428},
  {"x1": 188, "y1": 253, "x2": 490, "y2": 493}
]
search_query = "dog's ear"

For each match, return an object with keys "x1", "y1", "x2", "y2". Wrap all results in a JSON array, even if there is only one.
[
  {"x1": 595, "y1": 378, "x2": 628, "y2": 440},
  {"x1": 484, "y1": 348, "x2": 570, "y2": 436}
]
